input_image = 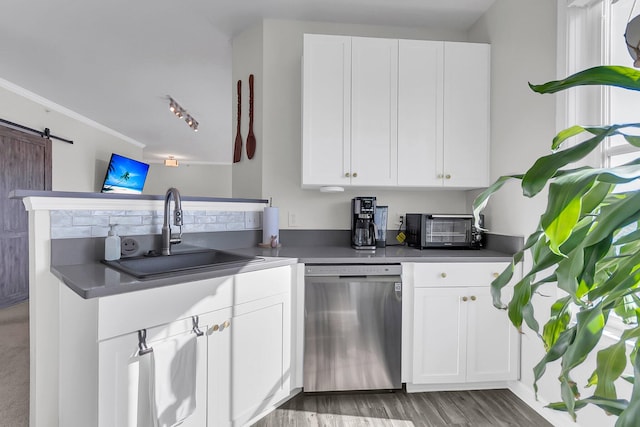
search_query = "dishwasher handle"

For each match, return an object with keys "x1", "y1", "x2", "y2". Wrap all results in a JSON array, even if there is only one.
[{"x1": 304, "y1": 264, "x2": 401, "y2": 277}]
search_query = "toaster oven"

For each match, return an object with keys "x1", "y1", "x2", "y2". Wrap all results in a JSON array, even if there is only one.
[{"x1": 405, "y1": 214, "x2": 484, "y2": 249}]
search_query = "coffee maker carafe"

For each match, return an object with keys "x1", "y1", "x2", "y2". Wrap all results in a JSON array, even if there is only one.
[{"x1": 351, "y1": 197, "x2": 377, "y2": 250}]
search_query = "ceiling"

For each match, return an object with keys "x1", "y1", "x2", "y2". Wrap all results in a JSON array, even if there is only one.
[{"x1": 0, "y1": 0, "x2": 495, "y2": 164}]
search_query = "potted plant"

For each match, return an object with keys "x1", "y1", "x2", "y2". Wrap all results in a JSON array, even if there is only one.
[{"x1": 473, "y1": 65, "x2": 640, "y2": 426}]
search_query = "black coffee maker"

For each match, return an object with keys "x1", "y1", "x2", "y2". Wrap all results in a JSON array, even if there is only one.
[{"x1": 351, "y1": 197, "x2": 377, "y2": 250}]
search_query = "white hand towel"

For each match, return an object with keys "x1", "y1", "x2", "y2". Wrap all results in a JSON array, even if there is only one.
[{"x1": 149, "y1": 334, "x2": 198, "y2": 427}]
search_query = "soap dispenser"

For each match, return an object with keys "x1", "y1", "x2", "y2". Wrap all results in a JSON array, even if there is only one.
[{"x1": 104, "y1": 225, "x2": 121, "y2": 261}]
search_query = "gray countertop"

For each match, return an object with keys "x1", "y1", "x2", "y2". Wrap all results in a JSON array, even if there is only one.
[
  {"x1": 52, "y1": 244, "x2": 515, "y2": 300},
  {"x1": 226, "y1": 245, "x2": 514, "y2": 264},
  {"x1": 52, "y1": 257, "x2": 297, "y2": 299}
]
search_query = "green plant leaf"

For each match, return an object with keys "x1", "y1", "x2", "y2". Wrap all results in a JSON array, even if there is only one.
[
  {"x1": 583, "y1": 191, "x2": 640, "y2": 248},
  {"x1": 548, "y1": 397, "x2": 628, "y2": 416},
  {"x1": 556, "y1": 246, "x2": 583, "y2": 295},
  {"x1": 522, "y1": 301, "x2": 539, "y2": 333},
  {"x1": 616, "y1": 350, "x2": 640, "y2": 426},
  {"x1": 594, "y1": 341, "x2": 627, "y2": 399},
  {"x1": 529, "y1": 65, "x2": 640, "y2": 94},
  {"x1": 578, "y1": 234, "x2": 614, "y2": 296},
  {"x1": 522, "y1": 128, "x2": 614, "y2": 197},
  {"x1": 508, "y1": 278, "x2": 533, "y2": 330},
  {"x1": 534, "y1": 327, "x2": 576, "y2": 396},
  {"x1": 560, "y1": 376, "x2": 578, "y2": 421},
  {"x1": 545, "y1": 195, "x2": 584, "y2": 256},
  {"x1": 472, "y1": 174, "x2": 523, "y2": 225},
  {"x1": 615, "y1": 228, "x2": 640, "y2": 245},
  {"x1": 542, "y1": 296, "x2": 571, "y2": 350},
  {"x1": 580, "y1": 181, "x2": 613, "y2": 216},
  {"x1": 552, "y1": 125, "x2": 590, "y2": 150},
  {"x1": 561, "y1": 305, "x2": 606, "y2": 375},
  {"x1": 490, "y1": 264, "x2": 515, "y2": 309}
]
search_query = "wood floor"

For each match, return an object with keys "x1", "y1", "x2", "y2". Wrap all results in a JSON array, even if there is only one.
[{"x1": 253, "y1": 389, "x2": 553, "y2": 427}]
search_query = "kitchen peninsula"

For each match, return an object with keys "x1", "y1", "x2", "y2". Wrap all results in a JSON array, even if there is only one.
[{"x1": 13, "y1": 190, "x2": 522, "y2": 427}]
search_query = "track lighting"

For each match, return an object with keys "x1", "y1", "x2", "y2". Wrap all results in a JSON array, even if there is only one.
[{"x1": 167, "y1": 96, "x2": 199, "y2": 132}]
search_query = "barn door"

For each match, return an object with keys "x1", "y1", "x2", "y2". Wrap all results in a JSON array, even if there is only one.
[{"x1": 0, "y1": 124, "x2": 51, "y2": 308}]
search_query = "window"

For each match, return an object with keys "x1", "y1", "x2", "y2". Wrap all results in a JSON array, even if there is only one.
[
  {"x1": 562, "y1": 0, "x2": 640, "y2": 332},
  {"x1": 561, "y1": 0, "x2": 640, "y2": 167},
  {"x1": 605, "y1": 0, "x2": 640, "y2": 168}
]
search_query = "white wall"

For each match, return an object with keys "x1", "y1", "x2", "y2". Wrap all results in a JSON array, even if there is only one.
[
  {"x1": 143, "y1": 163, "x2": 232, "y2": 197},
  {"x1": 231, "y1": 23, "x2": 264, "y2": 199},
  {"x1": 234, "y1": 18, "x2": 478, "y2": 230},
  {"x1": 0, "y1": 82, "x2": 142, "y2": 192},
  {"x1": 0, "y1": 78, "x2": 232, "y2": 197}
]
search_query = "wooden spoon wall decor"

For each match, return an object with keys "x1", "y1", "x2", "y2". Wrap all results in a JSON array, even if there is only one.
[
  {"x1": 233, "y1": 80, "x2": 242, "y2": 163},
  {"x1": 246, "y1": 74, "x2": 256, "y2": 159}
]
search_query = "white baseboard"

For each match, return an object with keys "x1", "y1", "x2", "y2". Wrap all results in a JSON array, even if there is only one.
[
  {"x1": 406, "y1": 381, "x2": 511, "y2": 393},
  {"x1": 508, "y1": 381, "x2": 576, "y2": 427}
]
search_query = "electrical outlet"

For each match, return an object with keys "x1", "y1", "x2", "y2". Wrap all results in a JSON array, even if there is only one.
[
  {"x1": 121, "y1": 237, "x2": 139, "y2": 257},
  {"x1": 393, "y1": 213, "x2": 404, "y2": 226},
  {"x1": 244, "y1": 211, "x2": 261, "y2": 229},
  {"x1": 288, "y1": 211, "x2": 298, "y2": 227}
]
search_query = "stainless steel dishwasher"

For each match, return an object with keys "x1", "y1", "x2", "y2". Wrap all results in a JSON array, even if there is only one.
[{"x1": 303, "y1": 264, "x2": 402, "y2": 392}]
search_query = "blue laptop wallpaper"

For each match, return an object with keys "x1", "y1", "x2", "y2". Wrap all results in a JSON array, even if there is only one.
[{"x1": 100, "y1": 153, "x2": 150, "y2": 194}]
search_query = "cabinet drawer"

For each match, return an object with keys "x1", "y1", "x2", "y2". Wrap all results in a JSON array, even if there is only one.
[
  {"x1": 98, "y1": 276, "x2": 234, "y2": 340},
  {"x1": 234, "y1": 266, "x2": 291, "y2": 306},
  {"x1": 413, "y1": 262, "x2": 509, "y2": 287}
]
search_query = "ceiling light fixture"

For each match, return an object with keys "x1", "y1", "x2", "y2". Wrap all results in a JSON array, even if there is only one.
[
  {"x1": 167, "y1": 96, "x2": 199, "y2": 132},
  {"x1": 164, "y1": 156, "x2": 179, "y2": 167}
]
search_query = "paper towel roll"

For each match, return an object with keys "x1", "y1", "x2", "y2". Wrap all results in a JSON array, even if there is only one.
[{"x1": 262, "y1": 207, "x2": 279, "y2": 245}]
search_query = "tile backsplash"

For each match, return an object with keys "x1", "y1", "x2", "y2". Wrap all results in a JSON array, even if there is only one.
[{"x1": 50, "y1": 209, "x2": 262, "y2": 239}]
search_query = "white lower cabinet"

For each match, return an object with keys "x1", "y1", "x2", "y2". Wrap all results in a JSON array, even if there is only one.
[
  {"x1": 98, "y1": 310, "x2": 228, "y2": 427},
  {"x1": 58, "y1": 265, "x2": 294, "y2": 427},
  {"x1": 408, "y1": 262, "x2": 520, "y2": 388},
  {"x1": 230, "y1": 293, "x2": 291, "y2": 426}
]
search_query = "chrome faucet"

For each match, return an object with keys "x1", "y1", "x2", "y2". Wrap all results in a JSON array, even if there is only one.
[{"x1": 161, "y1": 187, "x2": 183, "y2": 255}]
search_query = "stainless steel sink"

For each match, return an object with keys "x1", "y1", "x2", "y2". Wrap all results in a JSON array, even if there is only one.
[{"x1": 102, "y1": 249, "x2": 263, "y2": 279}]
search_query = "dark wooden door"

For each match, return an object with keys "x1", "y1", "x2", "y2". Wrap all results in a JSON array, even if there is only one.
[{"x1": 0, "y1": 125, "x2": 51, "y2": 308}]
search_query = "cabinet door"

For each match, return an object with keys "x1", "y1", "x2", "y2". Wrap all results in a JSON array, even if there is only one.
[
  {"x1": 443, "y1": 42, "x2": 490, "y2": 187},
  {"x1": 98, "y1": 318, "x2": 208, "y2": 427},
  {"x1": 351, "y1": 37, "x2": 398, "y2": 186},
  {"x1": 412, "y1": 287, "x2": 467, "y2": 384},
  {"x1": 230, "y1": 292, "x2": 291, "y2": 426},
  {"x1": 466, "y1": 286, "x2": 519, "y2": 382},
  {"x1": 302, "y1": 34, "x2": 352, "y2": 187},
  {"x1": 204, "y1": 308, "x2": 233, "y2": 427},
  {"x1": 397, "y1": 40, "x2": 444, "y2": 187}
]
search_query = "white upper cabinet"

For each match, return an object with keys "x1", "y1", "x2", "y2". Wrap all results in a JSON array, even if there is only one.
[
  {"x1": 302, "y1": 34, "x2": 351, "y2": 187},
  {"x1": 398, "y1": 40, "x2": 490, "y2": 187},
  {"x1": 397, "y1": 40, "x2": 444, "y2": 187},
  {"x1": 303, "y1": 34, "x2": 491, "y2": 189},
  {"x1": 350, "y1": 37, "x2": 398, "y2": 186},
  {"x1": 443, "y1": 42, "x2": 491, "y2": 188}
]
